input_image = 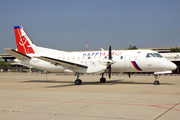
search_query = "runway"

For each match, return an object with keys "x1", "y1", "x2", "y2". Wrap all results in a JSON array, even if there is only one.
[{"x1": 0, "y1": 73, "x2": 180, "y2": 120}]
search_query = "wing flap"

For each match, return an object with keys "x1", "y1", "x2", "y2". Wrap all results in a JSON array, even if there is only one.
[
  {"x1": 4, "y1": 48, "x2": 31, "y2": 60},
  {"x1": 35, "y1": 56, "x2": 88, "y2": 69}
]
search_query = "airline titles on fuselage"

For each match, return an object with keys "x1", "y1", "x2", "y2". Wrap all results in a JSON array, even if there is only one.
[{"x1": 83, "y1": 51, "x2": 122, "y2": 57}]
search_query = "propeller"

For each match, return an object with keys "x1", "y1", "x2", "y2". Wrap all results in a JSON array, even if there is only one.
[{"x1": 108, "y1": 45, "x2": 112, "y2": 79}]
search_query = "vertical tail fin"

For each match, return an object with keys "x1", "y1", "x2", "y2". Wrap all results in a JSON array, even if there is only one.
[{"x1": 14, "y1": 26, "x2": 35, "y2": 55}]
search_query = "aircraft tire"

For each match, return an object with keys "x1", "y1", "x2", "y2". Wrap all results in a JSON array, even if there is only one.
[
  {"x1": 100, "y1": 77, "x2": 106, "y2": 83},
  {"x1": 75, "y1": 79, "x2": 82, "y2": 85},
  {"x1": 154, "y1": 80, "x2": 160, "y2": 85}
]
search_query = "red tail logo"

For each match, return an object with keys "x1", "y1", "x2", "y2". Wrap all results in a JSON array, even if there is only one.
[{"x1": 14, "y1": 26, "x2": 35, "y2": 55}]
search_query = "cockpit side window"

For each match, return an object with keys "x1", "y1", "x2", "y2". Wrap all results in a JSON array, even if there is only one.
[
  {"x1": 146, "y1": 53, "x2": 155, "y2": 58},
  {"x1": 153, "y1": 53, "x2": 163, "y2": 58}
]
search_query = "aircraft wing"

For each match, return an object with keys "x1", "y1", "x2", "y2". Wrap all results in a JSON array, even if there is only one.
[
  {"x1": 35, "y1": 56, "x2": 88, "y2": 69},
  {"x1": 4, "y1": 48, "x2": 31, "y2": 60}
]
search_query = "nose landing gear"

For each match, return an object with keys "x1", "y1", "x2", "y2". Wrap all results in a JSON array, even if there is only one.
[{"x1": 154, "y1": 74, "x2": 160, "y2": 85}]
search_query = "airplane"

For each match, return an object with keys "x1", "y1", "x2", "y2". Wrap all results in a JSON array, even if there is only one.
[{"x1": 4, "y1": 26, "x2": 177, "y2": 85}]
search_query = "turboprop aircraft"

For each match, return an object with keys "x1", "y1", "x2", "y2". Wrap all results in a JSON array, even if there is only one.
[{"x1": 4, "y1": 26, "x2": 177, "y2": 85}]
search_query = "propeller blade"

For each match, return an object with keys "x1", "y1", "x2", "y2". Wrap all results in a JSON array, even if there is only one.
[
  {"x1": 128, "y1": 72, "x2": 131, "y2": 78},
  {"x1": 109, "y1": 45, "x2": 111, "y2": 60},
  {"x1": 109, "y1": 65, "x2": 111, "y2": 79},
  {"x1": 109, "y1": 45, "x2": 112, "y2": 79}
]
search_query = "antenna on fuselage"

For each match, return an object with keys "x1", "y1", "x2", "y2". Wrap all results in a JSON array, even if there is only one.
[{"x1": 86, "y1": 41, "x2": 88, "y2": 51}]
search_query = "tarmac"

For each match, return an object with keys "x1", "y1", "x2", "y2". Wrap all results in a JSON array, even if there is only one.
[{"x1": 0, "y1": 73, "x2": 180, "y2": 120}]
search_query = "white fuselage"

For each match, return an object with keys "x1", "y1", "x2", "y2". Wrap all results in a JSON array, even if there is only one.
[{"x1": 21, "y1": 48, "x2": 176, "y2": 73}]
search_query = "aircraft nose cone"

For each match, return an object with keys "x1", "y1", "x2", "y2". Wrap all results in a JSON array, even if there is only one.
[{"x1": 170, "y1": 62, "x2": 177, "y2": 70}]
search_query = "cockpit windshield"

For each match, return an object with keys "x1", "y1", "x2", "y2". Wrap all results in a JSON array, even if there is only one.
[
  {"x1": 146, "y1": 53, "x2": 163, "y2": 58},
  {"x1": 146, "y1": 53, "x2": 155, "y2": 58},
  {"x1": 153, "y1": 53, "x2": 163, "y2": 58}
]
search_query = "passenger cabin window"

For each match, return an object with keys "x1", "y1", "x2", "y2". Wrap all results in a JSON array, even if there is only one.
[
  {"x1": 120, "y1": 56, "x2": 123, "y2": 59},
  {"x1": 72, "y1": 57, "x2": 75, "y2": 61},
  {"x1": 146, "y1": 53, "x2": 155, "y2": 58},
  {"x1": 153, "y1": 53, "x2": 163, "y2": 58}
]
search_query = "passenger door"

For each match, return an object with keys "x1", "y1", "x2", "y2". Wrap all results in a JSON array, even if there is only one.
[{"x1": 125, "y1": 55, "x2": 131, "y2": 69}]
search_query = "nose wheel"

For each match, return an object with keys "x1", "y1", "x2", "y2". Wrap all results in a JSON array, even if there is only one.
[
  {"x1": 154, "y1": 74, "x2": 160, "y2": 85},
  {"x1": 154, "y1": 80, "x2": 160, "y2": 85}
]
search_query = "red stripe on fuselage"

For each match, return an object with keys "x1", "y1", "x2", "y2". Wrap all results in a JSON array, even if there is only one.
[{"x1": 131, "y1": 61, "x2": 141, "y2": 71}]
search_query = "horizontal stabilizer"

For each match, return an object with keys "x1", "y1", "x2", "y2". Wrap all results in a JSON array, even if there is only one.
[
  {"x1": 4, "y1": 48, "x2": 31, "y2": 60},
  {"x1": 35, "y1": 56, "x2": 88, "y2": 69}
]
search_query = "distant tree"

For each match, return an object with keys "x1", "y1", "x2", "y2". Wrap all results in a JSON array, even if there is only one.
[
  {"x1": 0, "y1": 60, "x2": 11, "y2": 72},
  {"x1": 128, "y1": 45, "x2": 138, "y2": 50},
  {"x1": 170, "y1": 47, "x2": 180, "y2": 52}
]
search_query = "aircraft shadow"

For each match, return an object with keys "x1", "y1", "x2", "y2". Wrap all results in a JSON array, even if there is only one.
[
  {"x1": 22, "y1": 80, "x2": 75, "y2": 87},
  {"x1": 22, "y1": 79, "x2": 124, "y2": 88},
  {"x1": 21, "y1": 79, "x2": 173, "y2": 88},
  {"x1": 45, "y1": 80, "x2": 125, "y2": 88},
  {"x1": 22, "y1": 80, "x2": 73, "y2": 83}
]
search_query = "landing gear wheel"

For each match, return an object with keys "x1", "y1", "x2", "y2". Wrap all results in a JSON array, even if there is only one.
[
  {"x1": 100, "y1": 77, "x2": 106, "y2": 83},
  {"x1": 154, "y1": 80, "x2": 160, "y2": 85},
  {"x1": 154, "y1": 74, "x2": 160, "y2": 85},
  {"x1": 75, "y1": 79, "x2": 82, "y2": 85}
]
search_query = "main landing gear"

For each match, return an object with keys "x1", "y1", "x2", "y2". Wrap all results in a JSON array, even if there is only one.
[
  {"x1": 74, "y1": 73, "x2": 107, "y2": 85},
  {"x1": 100, "y1": 73, "x2": 106, "y2": 83},
  {"x1": 154, "y1": 74, "x2": 160, "y2": 85},
  {"x1": 75, "y1": 73, "x2": 82, "y2": 85}
]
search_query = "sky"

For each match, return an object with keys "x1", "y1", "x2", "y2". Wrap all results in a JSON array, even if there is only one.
[{"x1": 0, "y1": 0, "x2": 180, "y2": 54}]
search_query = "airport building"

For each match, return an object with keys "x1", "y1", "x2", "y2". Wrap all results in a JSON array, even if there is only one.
[{"x1": 0, "y1": 47, "x2": 180, "y2": 74}]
